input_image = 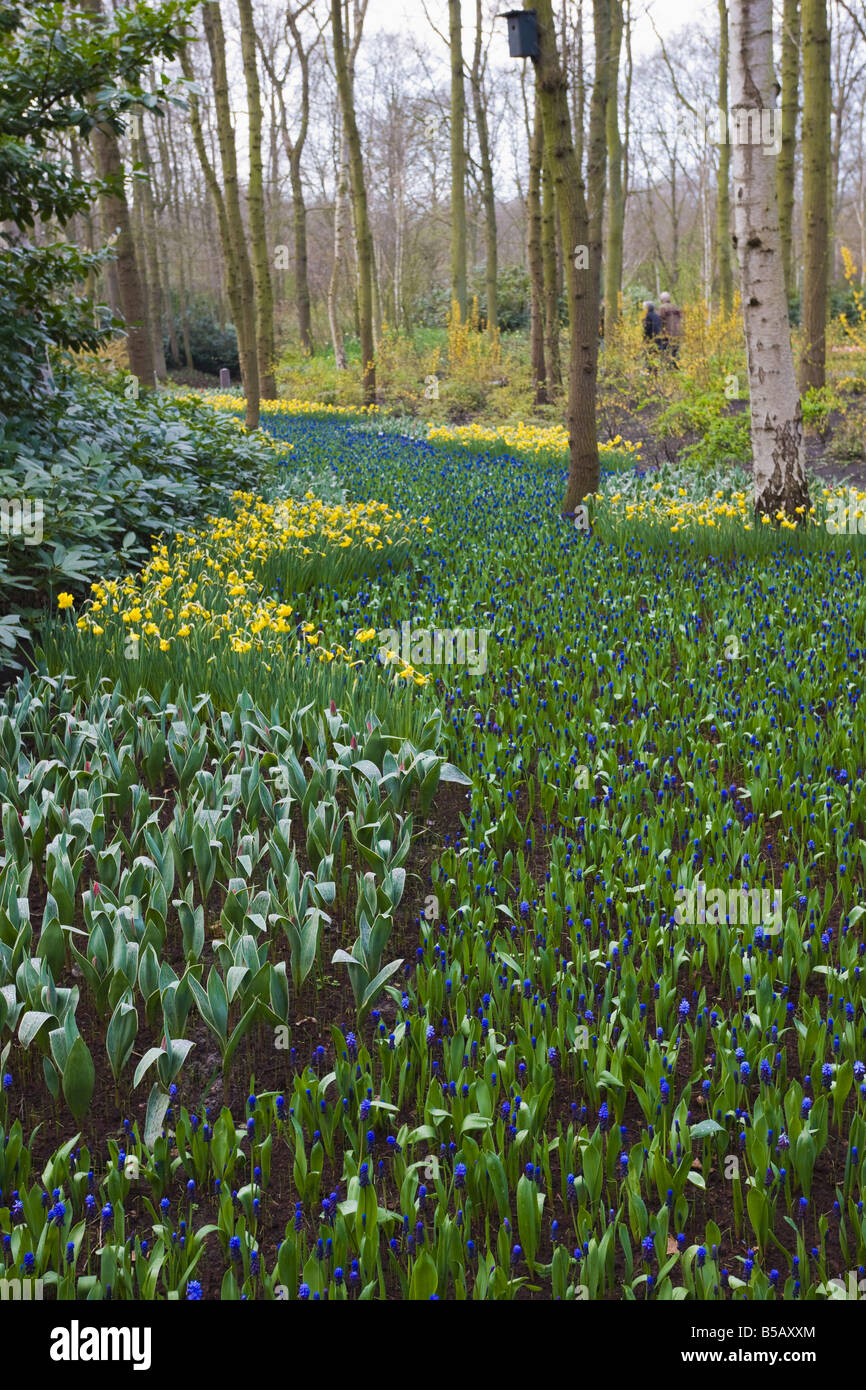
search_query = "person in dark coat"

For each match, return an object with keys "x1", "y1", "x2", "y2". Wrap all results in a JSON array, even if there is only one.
[{"x1": 643, "y1": 300, "x2": 664, "y2": 367}]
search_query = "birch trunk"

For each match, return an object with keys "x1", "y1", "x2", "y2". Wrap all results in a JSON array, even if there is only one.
[{"x1": 729, "y1": 0, "x2": 810, "y2": 520}]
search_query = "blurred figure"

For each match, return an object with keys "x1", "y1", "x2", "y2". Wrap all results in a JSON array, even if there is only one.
[
  {"x1": 658, "y1": 291, "x2": 683, "y2": 364},
  {"x1": 643, "y1": 299, "x2": 663, "y2": 368}
]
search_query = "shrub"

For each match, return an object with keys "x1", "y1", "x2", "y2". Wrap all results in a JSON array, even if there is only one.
[
  {"x1": 165, "y1": 301, "x2": 240, "y2": 376},
  {"x1": 0, "y1": 372, "x2": 282, "y2": 671}
]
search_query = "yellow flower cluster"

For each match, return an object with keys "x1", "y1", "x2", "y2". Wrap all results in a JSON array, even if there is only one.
[
  {"x1": 67, "y1": 492, "x2": 429, "y2": 683},
  {"x1": 589, "y1": 484, "x2": 866, "y2": 534},
  {"x1": 426, "y1": 420, "x2": 642, "y2": 462},
  {"x1": 207, "y1": 491, "x2": 428, "y2": 562},
  {"x1": 354, "y1": 627, "x2": 431, "y2": 687},
  {"x1": 187, "y1": 394, "x2": 380, "y2": 420}
]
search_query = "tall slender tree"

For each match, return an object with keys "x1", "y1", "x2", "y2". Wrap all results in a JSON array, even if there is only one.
[
  {"x1": 132, "y1": 123, "x2": 168, "y2": 380},
  {"x1": 603, "y1": 0, "x2": 624, "y2": 332},
  {"x1": 238, "y1": 0, "x2": 277, "y2": 397},
  {"x1": 716, "y1": 0, "x2": 734, "y2": 314},
  {"x1": 329, "y1": 130, "x2": 350, "y2": 369},
  {"x1": 180, "y1": 41, "x2": 243, "y2": 368},
  {"x1": 729, "y1": 0, "x2": 809, "y2": 519},
  {"x1": 531, "y1": 0, "x2": 603, "y2": 511},
  {"x1": 470, "y1": 0, "x2": 497, "y2": 340},
  {"x1": 258, "y1": 5, "x2": 317, "y2": 356},
  {"x1": 448, "y1": 0, "x2": 468, "y2": 322},
  {"x1": 201, "y1": 0, "x2": 260, "y2": 427},
  {"x1": 800, "y1": 0, "x2": 830, "y2": 391},
  {"x1": 541, "y1": 154, "x2": 562, "y2": 388},
  {"x1": 331, "y1": 0, "x2": 376, "y2": 402},
  {"x1": 777, "y1": 0, "x2": 799, "y2": 305},
  {"x1": 81, "y1": 0, "x2": 154, "y2": 387},
  {"x1": 527, "y1": 88, "x2": 547, "y2": 403}
]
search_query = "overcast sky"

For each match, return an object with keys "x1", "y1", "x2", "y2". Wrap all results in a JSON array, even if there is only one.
[{"x1": 365, "y1": 0, "x2": 718, "y2": 60}]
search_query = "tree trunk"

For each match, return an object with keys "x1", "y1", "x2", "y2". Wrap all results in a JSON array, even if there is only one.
[
  {"x1": 202, "y1": 0, "x2": 260, "y2": 429},
  {"x1": 89, "y1": 114, "x2": 154, "y2": 386},
  {"x1": 729, "y1": 0, "x2": 809, "y2": 520},
  {"x1": 574, "y1": 0, "x2": 585, "y2": 175},
  {"x1": 180, "y1": 44, "x2": 243, "y2": 377},
  {"x1": 716, "y1": 0, "x2": 734, "y2": 314},
  {"x1": 471, "y1": 0, "x2": 498, "y2": 340},
  {"x1": 528, "y1": 91, "x2": 547, "y2": 404},
  {"x1": 777, "y1": 0, "x2": 799, "y2": 305},
  {"x1": 238, "y1": 0, "x2": 276, "y2": 397},
  {"x1": 449, "y1": 0, "x2": 468, "y2": 323},
  {"x1": 800, "y1": 0, "x2": 829, "y2": 392},
  {"x1": 331, "y1": 0, "x2": 375, "y2": 402},
  {"x1": 92, "y1": 121, "x2": 155, "y2": 387},
  {"x1": 259, "y1": 15, "x2": 316, "y2": 357},
  {"x1": 532, "y1": 0, "x2": 601, "y2": 512},
  {"x1": 80, "y1": 0, "x2": 153, "y2": 385},
  {"x1": 541, "y1": 154, "x2": 561, "y2": 388},
  {"x1": 603, "y1": 0, "x2": 624, "y2": 332},
  {"x1": 291, "y1": 164, "x2": 314, "y2": 355},
  {"x1": 132, "y1": 125, "x2": 168, "y2": 380},
  {"x1": 328, "y1": 133, "x2": 349, "y2": 369}
]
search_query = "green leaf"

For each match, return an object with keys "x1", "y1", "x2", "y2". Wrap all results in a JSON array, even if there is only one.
[
  {"x1": 144, "y1": 1085, "x2": 171, "y2": 1149},
  {"x1": 62, "y1": 1036, "x2": 94, "y2": 1121},
  {"x1": 689, "y1": 1119, "x2": 726, "y2": 1140},
  {"x1": 438, "y1": 762, "x2": 472, "y2": 786},
  {"x1": 408, "y1": 1249, "x2": 438, "y2": 1300}
]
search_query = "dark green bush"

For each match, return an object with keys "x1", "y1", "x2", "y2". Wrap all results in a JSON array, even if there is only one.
[
  {"x1": 165, "y1": 300, "x2": 240, "y2": 375},
  {"x1": 0, "y1": 372, "x2": 280, "y2": 672}
]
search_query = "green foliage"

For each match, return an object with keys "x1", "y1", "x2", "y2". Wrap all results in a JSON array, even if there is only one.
[
  {"x1": 165, "y1": 298, "x2": 239, "y2": 376},
  {"x1": 0, "y1": 372, "x2": 281, "y2": 667},
  {"x1": 0, "y1": 0, "x2": 192, "y2": 408},
  {"x1": 679, "y1": 412, "x2": 751, "y2": 471},
  {"x1": 801, "y1": 384, "x2": 842, "y2": 429}
]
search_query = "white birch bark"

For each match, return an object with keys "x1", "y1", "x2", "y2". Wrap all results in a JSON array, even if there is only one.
[{"x1": 729, "y1": 0, "x2": 810, "y2": 520}]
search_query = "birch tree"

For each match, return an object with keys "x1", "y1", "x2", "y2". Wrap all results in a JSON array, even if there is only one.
[{"x1": 729, "y1": 0, "x2": 810, "y2": 519}]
